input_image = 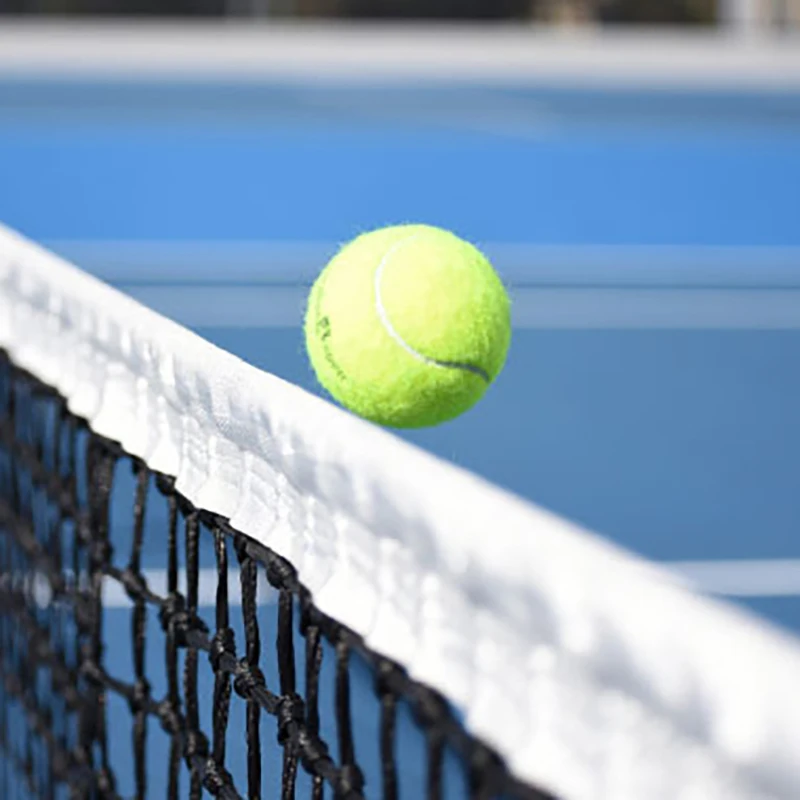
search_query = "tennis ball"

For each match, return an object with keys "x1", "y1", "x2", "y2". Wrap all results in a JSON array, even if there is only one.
[{"x1": 304, "y1": 224, "x2": 511, "y2": 428}]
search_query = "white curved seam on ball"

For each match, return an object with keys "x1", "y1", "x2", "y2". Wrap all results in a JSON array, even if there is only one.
[{"x1": 373, "y1": 234, "x2": 491, "y2": 383}]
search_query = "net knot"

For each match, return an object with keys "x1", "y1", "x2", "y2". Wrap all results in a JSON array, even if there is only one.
[
  {"x1": 95, "y1": 767, "x2": 117, "y2": 796},
  {"x1": 264, "y1": 553, "x2": 295, "y2": 591},
  {"x1": 72, "y1": 742, "x2": 91, "y2": 770},
  {"x1": 89, "y1": 539, "x2": 113, "y2": 566},
  {"x1": 154, "y1": 473, "x2": 176, "y2": 496},
  {"x1": 294, "y1": 727, "x2": 331, "y2": 775},
  {"x1": 201, "y1": 757, "x2": 235, "y2": 797},
  {"x1": 411, "y1": 687, "x2": 448, "y2": 730},
  {"x1": 233, "y1": 658, "x2": 266, "y2": 701},
  {"x1": 159, "y1": 592, "x2": 207, "y2": 645},
  {"x1": 50, "y1": 474, "x2": 74, "y2": 515},
  {"x1": 297, "y1": 596, "x2": 316, "y2": 635},
  {"x1": 276, "y1": 692, "x2": 305, "y2": 744},
  {"x1": 159, "y1": 592, "x2": 184, "y2": 625},
  {"x1": 185, "y1": 730, "x2": 209, "y2": 763},
  {"x1": 157, "y1": 700, "x2": 182, "y2": 737},
  {"x1": 209, "y1": 628, "x2": 236, "y2": 673},
  {"x1": 75, "y1": 513, "x2": 92, "y2": 547},
  {"x1": 467, "y1": 746, "x2": 515, "y2": 799},
  {"x1": 78, "y1": 651, "x2": 104, "y2": 687},
  {"x1": 74, "y1": 594, "x2": 96, "y2": 629},
  {"x1": 129, "y1": 677, "x2": 151, "y2": 716},
  {"x1": 375, "y1": 659, "x2": 400, "y2": 696},
  {"x1": 337, "y1": 763, "x2": 365, "y2": 797},
  {"x1": 119, "y1": 567, "x2": 148, "y2": 603},
  {"x1": 52, "y1": 667, "x2": 81, "y2": 708}
]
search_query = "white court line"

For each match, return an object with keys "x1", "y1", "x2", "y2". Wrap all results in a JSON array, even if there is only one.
[
  {"x1": 667, "y1": 559, "x2": 800, "y2": 598},
  {"x1": 2, "y1": 568, "x2": 276, "y2": 609},
  {"x1": 7, "y1": 560, "x2": 800, "y2": 609},
  {"x1": 117, "y1": 559, "x2": 800, "y2": 606},
  {"x1": 97, "y1": 560, "x2": 800, "y2": 607},
  {"x1": 48, "y1": 240, "x2": 800, "y2": 330},
  {"x1": 122, "y1": 285, "x2": 800, "y2": 331},
  {"x1": 99, "y1": 568, "x2": 278, "y2": 608},
  {"x1": 48, "y1": 240, "x2": 800, "y2": 286}
]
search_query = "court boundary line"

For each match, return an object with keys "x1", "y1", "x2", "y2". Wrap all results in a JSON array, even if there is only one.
[
  {"x1": 82, "y1": 559, "x2": 800, "y2": 608},
  {"x1": 45, "y1": 240, "x2": 800, "y2": 287}
]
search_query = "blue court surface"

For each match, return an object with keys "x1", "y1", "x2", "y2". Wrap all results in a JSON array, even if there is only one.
[{"x1": 2, "y1": 74, "x2": 800, "y2": 796}]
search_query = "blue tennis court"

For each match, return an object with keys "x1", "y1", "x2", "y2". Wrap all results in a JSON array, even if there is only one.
[{"x1": 2, "y1": 64, "x2": 800, "y2": 797}]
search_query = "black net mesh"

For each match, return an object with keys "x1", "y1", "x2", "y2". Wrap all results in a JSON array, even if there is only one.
[{"x1": 0, "y1": 349, "x2": 553, "y2": 800}]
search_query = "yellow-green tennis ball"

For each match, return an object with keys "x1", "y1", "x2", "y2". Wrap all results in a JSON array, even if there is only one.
[{"x1": 304, "y1": 224, "x2": 511, "y2": 428}]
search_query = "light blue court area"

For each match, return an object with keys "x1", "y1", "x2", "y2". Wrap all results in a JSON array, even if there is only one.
[{"x1": 2, "y1": 74, "x2": 800, "y2": 648}]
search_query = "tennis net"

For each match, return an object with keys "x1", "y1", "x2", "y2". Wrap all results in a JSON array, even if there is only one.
[{"x1": 1, "y1": 223, "x2": 800, "y2": 800}]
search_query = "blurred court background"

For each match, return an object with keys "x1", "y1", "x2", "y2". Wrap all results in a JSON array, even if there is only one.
[{"x1": 1, "y1": 1, "x2": 800, "y2": 639}]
